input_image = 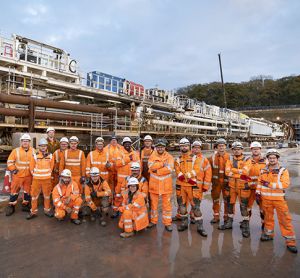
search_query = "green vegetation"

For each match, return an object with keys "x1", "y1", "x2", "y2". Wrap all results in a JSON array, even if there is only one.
[{"x1": 177, "y1": 75, "x2": 300, "y2": 109}]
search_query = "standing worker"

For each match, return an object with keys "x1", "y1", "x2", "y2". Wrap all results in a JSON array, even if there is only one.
[
  {"x1": 221, "y1": 141, "x2": 252, "y2": 238},
  {"x1": 27, "y1": 138, "x2": 54, "y2": 219},
  {"x1": 141, "y1": 135, "x2": 154, "y2": 181},
  {"x1": 59, "y1": 136, "x2": 86, "y2": 193},
  {"x1": 208, "y1": 138, "x2": 230, "y2": 224},
  {"x1": 5, "y1": 134, "x2": 34, "y2": 216},
  {"x1": 46, "y1": 127, "x2": 60, "y2": 154},
  {"x1": 52, "y1": 169, "x2": 83, "y2": 225},
  {"x1": 52, "y1": 137, "x2": 69, "y2": 189},
  {"x1": 247, "y1": 141, "x2": 267, "y2": 228},
  {"x1": 148, "y1": 139, "x2": 174, "y2": 232},
  {"x1": 257, "y1": 149, "x2": 297, "y2": 253}
]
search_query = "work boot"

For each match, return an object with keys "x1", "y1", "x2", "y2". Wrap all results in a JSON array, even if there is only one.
[
  {"x1": 90, "y1": 211, "x2": 97, "y2": 222},
  {"x1": 165, "y1": 225, "x2": 173, "y2": 232},
  {"x1": 177, "y1": 218, "x2": 188, "y2": 232},
  {"x1": 120, "y1": 232, "x2": 134, "y2": 238},
  {"x1": 261, "y1": 223, "x2": 265, "y2": 230},
  {"x1": 218, "y1": 217, "x2": 233, "y2": 230},
  {"x1": 240, "y1": 219, "x2": 247, "y2": 229},
  {"x1": 147, "y1": 222, "x2": 156, "y2": 229},
  {"x1": 5, "y1": 205, "x2": 15, "y2": 216},
  {"x1": 21, "y1": 204, "x2": 31, "y2": 212},
  {"x1": 196, "y1": 220, "x2": 208, "y2": 237},
  {"x1": 287, "y1": 246, "x2": 298, "y2": 254},
  {"x1": 26, "y1": 213, "x2": 37, "y2": 220},
  {"x1": 99, "y1": 217, "x2": 107, "y2": 227},
  {"x1": 111, "y1": 211, "x2": 119, "y2": 219},
  {"x1": 241, "y1": 220, "x2": 250, "y2": 238},
  {"x1": 260, "y1": 233, "x2": 273, "y2": 241},
  {"x1": 210, "y1": 217, "x2": 220, "y2": 224},
  {"x1": 71, "y1": 219, "x2": 81, "y2": 225},
  {"x1": 172, "y1": 215, "x2": 180, "y2": 221},
  {"x1": 44, "y1": 210, "x2": 54, "y2": 218},
  {"x1": 190, "y1": 218, "x2": 196, "y2": 224}
]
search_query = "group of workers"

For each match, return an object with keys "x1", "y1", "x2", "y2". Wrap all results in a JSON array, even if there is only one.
[{"x1": 4, "y1": 127, "x2": 297, "y2": 253}]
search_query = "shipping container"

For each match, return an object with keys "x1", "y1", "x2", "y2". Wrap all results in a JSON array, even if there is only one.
[
  {"x1": 87, "y1": 71, "x2": 125, "y2": 94},
  {"x1": 124, "y1": 80, "x2": 144, "y2": 98},
  {"x1": 249, "y1": 119, "x2": 272, "y2": 136}
]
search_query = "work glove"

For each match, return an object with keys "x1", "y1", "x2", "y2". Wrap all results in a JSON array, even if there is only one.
[
  {"x1": 11, "y1": 169, "x2": 19, "y2": 175},
  {"x1": 105, "y1": 162, "x2": 112, "y2": 168},
  {"x1": 240, "y1": 175, "x2": 252, "y2": 182},
  {"x1": 262, "y1": 180, "x2": 270, "y2": 188},
  {"x1": 187, "y1": 178, "x2": 197, "y2": 185},
  {"x1": 202, "y1": 187, "x2": 208, "y2": 193},
  {"x1": 129, "y1": 154, "x2": 133, "y2": 161},
  {"x1": 244, "y1": 183, "x2": 250, "y2": 190},
  {"x1": 90, "y1": 191, "x2": 97, "y2": 199},
  {"x1": 178, "y1": 174, "x2": 185, "y2": 182},
  {"x1": 80, "y1": 176, "x2": 86, "y2": 184}
]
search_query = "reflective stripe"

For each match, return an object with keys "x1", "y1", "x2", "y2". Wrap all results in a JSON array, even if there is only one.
[
  {"x1": 65, "y1": 163, "x2": 80, "y2": 166},
  {"x1": 54, "y1": 198, "x2": 60, "y2": 202},
  {"x1": 277, "y1": 167, "x2": 285, "y2": 189},
  {"x1": 203, "y1": 164, "x2": 211, "y2": 171},
  {"x1": 284, "y1": 235, "x2": 296, "y2": 240},
  {"x1": 150, "y1": 173, "x2": 172, "y2": 181},
  {"x1": 162, "y1": 215, "x2": 172, "y2": 219},
  {"x1": 73, "y1": 206, "x2": 80, "y2": 209},
  {"x1": 124, "y1": 219, "x2": 132, "y2": 223},
  {"x1": 212, "y1": 175, "x2": 219, "y2": 179},
  {"x1": 219, "y1": 170, "x2": 224, "y2": 174},
  {"x1": 118, "y1": 174, "x2": 128, "y2": 178},
  {"x1": 124, "y1": 225, "x2": 133, "y2": 229},
  {"x1": 261, "y1": 192, "x2": 285, "y2": 197},
  {"x1": 100, "y1": 171, "x2": 108, "y2": 175},
  {"x1": 250, "y1": 176, "x2": 258, "y2": 179},
  {"x1": 136, "y1": 212, "x2": 146, "y2": 220},
  {"x1": 133, "y1": 202, "x2": 141, "y2": 208}
]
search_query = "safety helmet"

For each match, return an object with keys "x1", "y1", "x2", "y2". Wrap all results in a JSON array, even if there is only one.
[
  {"x1": 216, "y1": 138, "x2": 227, "y2": 145},
  {"x1": 20, "y1": 133, "x2": 31, "y2": 141},
  {"x1": 127, "y1": 177, "x2": 139, "y2": 186},
  {"x1": 179, "y1": 138, "x2": 190, "y2": 145},
  {"x1": 155, "y1": 139, "x2": 166, "y2": 147},
  {"x1": 61, "y1": 169, "x2": 72, "y2": 177},
  {"x1": 122, "y1": 137, "x2": 132, "y2": 144},
  {"x1": 231, "y1": 141, "x2": 243, "y2": 149},
  {"x1": 192, "y1": 140, "x2": 202, "y2": 147},
  {"x1": 69, "y1": 136, "x2": 79, "y2": 143},
  {"x1": 90, "y1": 167, "x2": 100, "y2": 176},
  {"x1": 38, "y1": 138, "x2": 48, "y2": 146},
  {"x1": 95, "y1": 137, "x2": 104, "y2": 143},
  {"x1": 266, "y1": 149, "x2": 280, "y2": 158},
  {"x1": 110, "y1": 135, "x2": 117, "y2": 140},
  {"x1": 130, "y1": 162, "x2": 140, "y2": 170},
  {"x1": 60, "y1": 137, "x2": 69, "y2": 144},
  {"x1": 46, "y1": 127, "x2": 55, "y2": 133},
  {"x1": 250, "y1": 141, "x2": 262, "y2": 149},
  {"x1": 144, "y1": 135, "x2": 153, "y2": 141}
]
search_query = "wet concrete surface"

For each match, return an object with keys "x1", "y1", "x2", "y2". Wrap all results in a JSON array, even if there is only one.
[{"x1": 0, "y1": 148, "x2": 300, "y2": 277}]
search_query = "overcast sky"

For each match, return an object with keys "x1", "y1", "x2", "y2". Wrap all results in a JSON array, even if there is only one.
[{"x1": 1, "y1": 0, "x2": 299, "y2": 89}]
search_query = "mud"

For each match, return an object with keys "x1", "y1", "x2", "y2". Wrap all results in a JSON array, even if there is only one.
[{"x1": 0, "y1": 148, "x2": 299, "y2": 277}]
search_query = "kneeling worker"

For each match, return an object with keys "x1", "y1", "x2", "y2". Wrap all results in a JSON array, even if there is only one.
[
  {"x1": 84, "y1": 167, "x2": 111, "y2": 226},
  {"x1": 118, "y1": 177, "x2": 149, "y2": 238},
  {"x1": 52, "y1": 169, "x2": 83, "y2": 225}
]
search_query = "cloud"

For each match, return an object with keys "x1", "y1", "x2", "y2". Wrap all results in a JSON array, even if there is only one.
[{"x1": 22, "y1": 3, "x2": 49, "y2": 24}]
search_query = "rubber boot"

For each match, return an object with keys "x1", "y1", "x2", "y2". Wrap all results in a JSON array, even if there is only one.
[
  {"x1": 210, "y1": 217, "x2": 220, "y2": 224},
  {"x1": 26, "y1": 213, "x2": 38, "y2": 220},
  {"x1": 190, "y1": 218, "x2": 196, "y2": 224},
  {"x1": 148, "y1": 222, "x2": 156, "y2": 229},
  {"x1": 5, "y1": 205, "x2": 15, "y2": 216},
  {"x1": 260, "y1": 233, "x2": 273, "y2": 241},
  {"x1": 240, "y1": 219, "x2": 247, "y2": 229},
  {"x1": 196, "y1": 220, "x2": 207, "y2": 237},
  {"x1": 21, "y1": 203, "x2": 31, "y2": 212},
  {"x1": 172, "y1": 215, "x2": 180, "y2": 221},
  {"x1": 165, "y1": 225, "x2": 173, "y2": 232},
  {"x1": 177, "y1": 217, "x2": 188, "y2": 232},
  {"x1": 120, "y1": 232, "x2": 134, "y2": 238},
  {"x1": 71, "y1": 219, "x2": 81, "y2": 225},
  {"x1": 287, "y1": 246, "x2": 298, "y2": 254},
  {"x1": 90, "y1": 210, "x2": 97, "y2": 222},
  {"x1": 241, "y1": 220, "x2": 250, "y2": 238},
  {"x1": 219, "y1": 217, "x2": 233, "y2": 230},
  {"x1": 111, "y1": 211, "x2": 119, "y2": 219},
  {"x1": 44, "y1": 210, "x2": 54, "y2": 218},
  {"x1": 99, "y1": 215, "x2": 107, "y2": 227}
]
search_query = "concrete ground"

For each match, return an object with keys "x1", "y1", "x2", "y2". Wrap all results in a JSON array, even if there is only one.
[{"x1": 0, "y1": 148, "x2": 299, "y2": 277}]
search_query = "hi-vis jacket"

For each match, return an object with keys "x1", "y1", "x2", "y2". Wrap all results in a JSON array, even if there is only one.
[
  {"x1": 208, "y1": 152, "x2": 230, "y2": 186},
  {"x1": 248, "y1": 156, "x2": 267, "y2": 189},
  {"x1": 194, "y1": 153, "x2": 212, "y2": 191},
  {"x1": 53, "y1": 149, "x2": 64, "y2": 174},
  {"x1": 59, "y1": 149, "x2": 86, "y2": 177},
  {"x1": 256, "y1": 164, "x2": 290, "y2": 201},
  {"x1": 86, "y1": 149, "x2": 109, "y2": 180},
  {"x1": 29, "y1": 152, "x2": 54, "y2": 180}
]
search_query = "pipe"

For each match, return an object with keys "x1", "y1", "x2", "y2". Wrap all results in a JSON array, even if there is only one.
[
  {"x1": 175, "y1": 113, "x2": 228, "y2": 125},
  {"x1": 0, "y1": 93, "x2": 131, "y2": 116},
  {"x1": 150, "y1": 119, "x2": 218, "y2": 131}
]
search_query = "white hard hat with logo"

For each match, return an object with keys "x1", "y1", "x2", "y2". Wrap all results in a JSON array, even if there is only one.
[
  {"x1": 46, "y1": 127, "x2": 55, "y2": 133},
  {"x1": 192, "y1": 140, "x2": 202, "y2": 147},
  {"x1": 179, "y1": 138, "x2": 190, "y2": 145},
  {"x1": 127, "y1": 177, "x2": 139, "y2": 186},
  {"x1": 95, "y1": 137, "x2": 104, "y2": 143},
  {"x1": 122, "y1": 137, "x2": 132, "y2": 144},
  {"x1": 69, "y1": 136, "x2": 79, "y2": 143},
  {"x1": 250, "y1": 141, "x2": 262, "y2": 148},
  {"x1": 60, "y1": 137, "x2": 69, "y2": 143},
  {"x1": 20, "y1": 133, "x2": 31, "y2": 141},
  {"x1": 266, "y1": 149, "x2": 280, "y2": 158},
  {"x1": 38, "y1": 138, "x2": 48, "y2": 146},
  {"x1": 130, "y1": 162, "x2": 140, "y2": 170},
  {"x1": 61, "y1": 169, "x2": 72, "y2": 177},
  {"x1": 90, "y1": 167, "x2": 100, "y2": 176},
  {"x1": 144, "y1": 135, "x2": 153, "y2": 141},
  {"x1": 232, "y1": 141, "x2": 243, "y2": 149}
]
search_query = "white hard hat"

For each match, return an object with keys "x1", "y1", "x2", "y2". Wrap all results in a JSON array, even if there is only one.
[
  {"x1": 60, "y1": 137, "x2": 69, "y2": 144},
  {"x1": 216, "y1": 138, "x2": 227, "y2": 145},
  {"x1": 20, "y1": 133, "x2": 31, "y2": 141},
  {"x1": 192, "y1": 140, "x2": 202, "y2": 147},
  {"x1": 144, "y1": 135, "x2": 153, "y2": 141},
  {"x1": 38, "y1": 138, "x2": 48, "y2": 146},
  {"x1": 250, "y1": 141, "x2": 262, "y2": 148},
  {"x1": 95, "y1": 137, "x2": 104, "y2": 143},
  {"x1": 232, "y1": 141, "x2": 243, "y2": 149},
  {"x1": 127, "y1": 177, "x2": 139, "y2": 186},
  {"x1": 69, "y1": 136, "x2": 79, "y2": 143},
  {"x1": 46, "y1": 127, "x2": 55, "y2": 133},
  {"x1": 179, "y1": 138, "x2": 190, "y2": 145},
  {"x1": 122, "y1": 137, "x2": 132, "y2": 144},
  {"x1": 266, "y1": 149, "x2": 280, "y2": 158},
  {"x1": 130, "y1": 162, "x2": 140, "y2": 170},
  {"x1": 61, "y1": 169, "x2": 72, "y2": 177},
  {"x1": 90, "y1": 167, "x2": 100, "y2": 176}
]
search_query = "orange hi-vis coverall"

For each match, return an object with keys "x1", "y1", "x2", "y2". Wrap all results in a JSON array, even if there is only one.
[
  {"x1": 208, "y1": 151, "x2": 230, "y2": 221},
  {"x1": 52, "y1": 181, "x2": 83, "y2": 220},
  {"x1": 118, "y1": 190, "x2": 149, "y2": 233},
  {"x1": 86, "y1": 149, "x2": 109, "y2": 180},
  {"x1": 256, "y1": 165, "x2": 296, "y2": 247},
  {"x1": 248, "y1": 155, "x2": 267, "y2": 221},
  {"x1": 29, "y1": 152, "x2": 54, "y2": 215},
  {"x1": 52, "y1": 149, "x2": 65, "y2": 189},
  {"x1": 175, "y1": 152, "x2": 211, "y2": 221},
  {"x1": 225, "y1": 155, "x2": 252, "y2": 220},
  {"x1": 59, "y1": 149, "x2": 86, "y2": 193},
  {"x1": 104, "y1": 144, "x2": 122, "y2": 191},
  {"x1": 148, "y1": 150, "x2": 174, "y2": 226},
  {"x1": 141, "y1": 147, "x2": 154, "y2": 181},
  {"x1": 114, "y1": 148, "x2": 140, "y2": 210},
  {"x1": 7, "y1": 146, "x2": 34, "y2": 207},
  {"x1": 84, "y1": 178, "x2": 111, "y2": 212}
]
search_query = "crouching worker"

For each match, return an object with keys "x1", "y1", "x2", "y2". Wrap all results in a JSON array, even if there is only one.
[
  {"x1": 118, "y1": 177, "x2": 149, "y2": 238},
  {"x1": 52, "y1": 169, "x2": 83, "y2": 225},
  {"x1": 84, "y1": 167, "x2": 111, "y2": 226}
]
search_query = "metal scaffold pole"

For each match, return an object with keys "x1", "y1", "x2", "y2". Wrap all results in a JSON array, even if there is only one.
[{"x1": 218, "y1": 53, "x2": 227, "y2": 108}]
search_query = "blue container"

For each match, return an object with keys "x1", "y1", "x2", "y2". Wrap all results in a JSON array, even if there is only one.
[{"x1": 87, "y1": 71, "x2": 125, "y2": 94}]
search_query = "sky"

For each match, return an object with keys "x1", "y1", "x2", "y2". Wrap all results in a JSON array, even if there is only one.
[{"x1": 1, "y1": 0, "x2": 299, "y2": 89}]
